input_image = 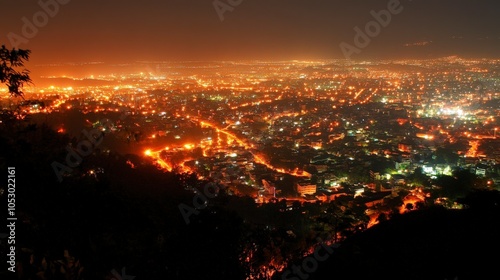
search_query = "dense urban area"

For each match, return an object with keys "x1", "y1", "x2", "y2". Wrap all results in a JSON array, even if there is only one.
[{"x1": 2, "y1": 57, "x2": 500, "y2": 280}]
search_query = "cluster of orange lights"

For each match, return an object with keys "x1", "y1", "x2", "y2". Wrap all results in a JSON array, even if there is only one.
[{"x1": 142, "y1": 117, "x2": 313, "y2": 178}]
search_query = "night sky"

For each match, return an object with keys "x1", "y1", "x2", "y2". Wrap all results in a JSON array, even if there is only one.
[{"x1": 1, "y1": 0, "x2": 499, "y2": 63}]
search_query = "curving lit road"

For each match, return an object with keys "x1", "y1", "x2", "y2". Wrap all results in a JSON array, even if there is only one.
[{"x1": 144, "y1": 116, "x2": 310, "y2": 178}]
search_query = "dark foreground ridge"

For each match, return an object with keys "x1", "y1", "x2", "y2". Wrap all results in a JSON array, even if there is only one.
[{"x1": 276, "y1": 194, "x2": 500, "y2": 280}]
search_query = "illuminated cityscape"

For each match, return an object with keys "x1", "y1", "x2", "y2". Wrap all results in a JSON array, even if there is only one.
[
  {"x1": 4, "y1": 58, "x2": 499, "y2": 193},
  {"x1": 2, "y1": 57, "x2": 500, "y2": 278},
  {"x1": 1, "y1": 0, "x2": 500, "y2": 279}
]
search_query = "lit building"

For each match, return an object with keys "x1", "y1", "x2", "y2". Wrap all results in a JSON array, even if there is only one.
[{"x1": 296, "y1": 182, "x2": 317, "y2": 196}]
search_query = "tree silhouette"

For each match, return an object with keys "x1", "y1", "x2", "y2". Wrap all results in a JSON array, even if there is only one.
[
  {"x1": 408, "y1": 167, "x2": 430, "y2": 187},
  {"x1": 0, "y1": 45, "x2": 32, "y2": 98},
  {"x1": 405, "y1": 203, "x2": 414, "y2": 211},
  {"x1": 432, "y1": 169, "x2": 484, "y2": 202},
  {"x1": 377, "y1": 212, "x2": 387, "y2": 223}
]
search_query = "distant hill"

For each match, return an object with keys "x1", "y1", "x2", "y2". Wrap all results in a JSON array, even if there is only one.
[{"x1": 32, "y1": 77, "x2": 115, "y2": 88}]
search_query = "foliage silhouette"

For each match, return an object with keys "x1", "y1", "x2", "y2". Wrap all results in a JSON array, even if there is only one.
[{"x1": 0, "y1": 45, "x2": 32, "y2": 98}]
